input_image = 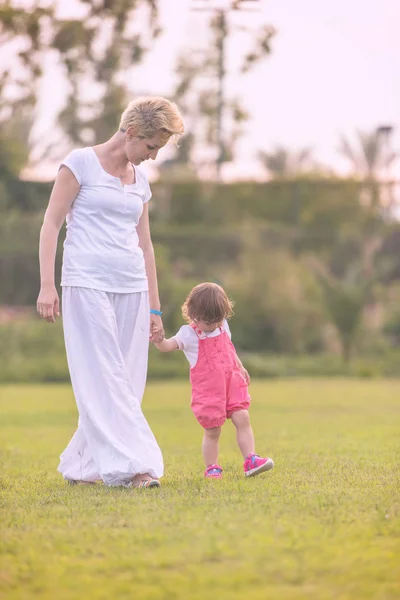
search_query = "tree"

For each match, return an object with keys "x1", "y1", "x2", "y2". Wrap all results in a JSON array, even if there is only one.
[
  {"x1": 339, "y1": 128, "x2": 397, "y2": 180},
  {"x1": 157, "y1": 133, "x2": 199, "y2": 181},
  {"x1": 259, "y1": 146, "x2": 316, "y2": 178},
  {"x1": 224, "y1": 227, "x2": 324, "y2": 353},
  {"x1": 311, "y1": 237, "x2": 384, "y2": 363},
  {"x1": 339, "y1": 128, "x2": 398, "y2": 215},
  {"x1": 0, "y1": 109, "x2": 34, "y2": 180},
  {"x1": 170, "y1": 4, "x2": 275, "y2": 178},
  {"x1": 314, "y1": 267, "x2": 366, "y2": 363},
  {"x1": 54, "y1": 0, "x2": 160, "y2": 149},
  {"x1": 0, "y1": 0, "x2": 161, "y2": 174},
  {"x1": 0, "y1": 2, "x2": 52, "y2": 176}
]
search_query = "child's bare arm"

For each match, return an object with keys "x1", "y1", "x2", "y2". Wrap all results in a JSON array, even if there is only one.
[
  {"x1": 153, "y1": 337, "x2": 179, "y2": 353},
  {"x1": 235, "y1": 354, "x2": 251, "y2": 385}
]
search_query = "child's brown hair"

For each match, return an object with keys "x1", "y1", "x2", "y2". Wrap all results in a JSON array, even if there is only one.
[{"x1": 181, "y1": 282, "x2": 234, "y2": 324}]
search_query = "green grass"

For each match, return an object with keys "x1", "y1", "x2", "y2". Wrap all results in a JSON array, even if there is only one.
[{"x1": 1, "y1": 380, "x2": 399, "y2": 600}]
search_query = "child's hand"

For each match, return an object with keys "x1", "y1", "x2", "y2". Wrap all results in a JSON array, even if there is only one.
[
  {"x1": 150, "y1": 314, "x2": 165, "y2": 343},
  {"x1": 241, "y1": 367, "x2": 250, "y2": 386}
]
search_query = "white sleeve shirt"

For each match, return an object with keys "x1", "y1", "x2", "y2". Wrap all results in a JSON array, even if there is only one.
[
  {"x1": 173, "y1": 319, "x2": 231, "y2": 367},
  {"x1": 60, "y1": 147, "x2": 152, "y2": 292}
]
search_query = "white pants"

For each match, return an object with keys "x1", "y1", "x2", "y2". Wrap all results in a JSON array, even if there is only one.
[{"x1": 58, "y1": 287, "x2": 164, "y2": 485}]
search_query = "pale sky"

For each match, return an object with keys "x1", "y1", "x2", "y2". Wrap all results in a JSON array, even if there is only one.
[{"x1": 30, "y1": 0, "x2": 399, "y2": 181}]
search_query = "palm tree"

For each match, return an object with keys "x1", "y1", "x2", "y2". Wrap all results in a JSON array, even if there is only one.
[
  {"x1": 315, "y1": 267, "x2": 367, "y2": 364},
  {"x1": 339, "y1": 128, "x2": 397, "y2": 180},
  {"x1": 259, "y1": 146, "x2": 315, "y2": 177},
  {"x1": 311, "y1": 237, "x2": 383, "y2": 364}
]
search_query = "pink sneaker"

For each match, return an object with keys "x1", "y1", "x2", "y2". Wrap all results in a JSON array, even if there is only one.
[
  {"x1": 244, "y1": 453, "x2": 274, "y2": 477},
  {"x1": 204, "y1": 464, "x2": 223, "y2": 479}
]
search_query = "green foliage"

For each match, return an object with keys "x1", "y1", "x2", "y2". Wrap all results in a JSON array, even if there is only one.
[
  {"x1": 3, "y1": 315, "x2": 400, "y2": 383},
  {"x1": 1, "y1": 381, "x2": 400, "y2": 599},
  {"x1": 225, "y1": 240, "x2": 324, "y2": 353},
  {"x1": 170, "y1": 8, "x2": 275, "y2": 168},
  {"x1": 158, "y1": 181, "x2": 206, "y2": 224},
  {"x1": 151, "y1": 178, "x2": 376, "y2": 243},
  {"x1": 0, "y1": 126, "x2": 31, "y2": 180},
  {"x1": 0, "y1": 179, "x2": 52, "y2": 212},
  {"x1": 382, "y1": 284, "x2": 400, "y2": 346},
  {"x1": 152, "y1": 224, "x2": 242, "y2": 276},
  {"x1": 0, "y1": 3, "x2": 51, "y2": 114},
  {"x1": 1, "y1": 175, "x2": 399, "y2": 366},
  {"x1": 311, "y1": 233, "x2": 387, "y2": 363},
  {"x1": 243, "y1": 351, "x2": 400, "y2": 379},
  {"x1": 314, "y1": 273, "x2": 366, "y2": 363},
  {"x1": 0, "y1": 211, "x2": 63, "y2": 304},
  {"x1": 52, "y1": 0, "x2": 161, "y2": 147},
  {"x1": 0, "y1": 0, "x2": 161, "y2": 171}
]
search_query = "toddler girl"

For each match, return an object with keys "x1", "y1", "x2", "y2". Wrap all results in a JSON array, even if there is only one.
[{"x1": 154, "y1": 282, "x2": 274, "y2": 479}]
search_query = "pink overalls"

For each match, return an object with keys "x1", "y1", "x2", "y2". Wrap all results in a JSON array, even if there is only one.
[{"x1": 190, "y1": 323, "x2": 250, "y2": 429}]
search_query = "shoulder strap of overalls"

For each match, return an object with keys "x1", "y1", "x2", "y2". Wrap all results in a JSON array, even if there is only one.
[{"x1": 190, "y1": 322, "x2": 202, "y2": 337}]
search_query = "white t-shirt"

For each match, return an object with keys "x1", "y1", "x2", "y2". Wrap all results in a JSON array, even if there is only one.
[
  {"x1": 60, "y1": 147, "x2": 152, "y2": 293},
  {"x1": 173, "y1": 320, "x2": 231, "y2": 368}
]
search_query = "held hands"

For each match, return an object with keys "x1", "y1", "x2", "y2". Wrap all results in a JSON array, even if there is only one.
[
  {"x1": 37, "y1": 284, "x2": 60, "y2": 323},
  {"x1": 150, "y1": 313, "x2": 165, "y2": 343}
]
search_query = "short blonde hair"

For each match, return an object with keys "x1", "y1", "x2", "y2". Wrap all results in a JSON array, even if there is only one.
[
  {"x1": 182, "y1": 282, "x2": 234, "y2": 324},
  {"x1": 119, "y1": 96, "x2": 184, "y2": 143}
]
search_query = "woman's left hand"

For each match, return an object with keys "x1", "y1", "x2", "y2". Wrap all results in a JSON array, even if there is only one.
[{"x1": 150, "y1": 314, "x2": 165, "y2": 343}]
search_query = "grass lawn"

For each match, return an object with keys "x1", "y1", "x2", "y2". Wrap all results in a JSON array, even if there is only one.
[{"x1": 1, "y1": 380, "x2": 399, "y2": 600}]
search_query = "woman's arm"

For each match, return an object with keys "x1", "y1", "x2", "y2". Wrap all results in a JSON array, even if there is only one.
[
  {"x1": 137, "y1": 203, "x2": 164, "y2": 342},
  {"x1": 37, "y1": 166, "x2": 79, "y2": 323}
]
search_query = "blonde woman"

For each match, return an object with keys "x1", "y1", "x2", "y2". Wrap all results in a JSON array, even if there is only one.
[{"x1": 37, "y1": 97, "x2": 184, "y2": 488}]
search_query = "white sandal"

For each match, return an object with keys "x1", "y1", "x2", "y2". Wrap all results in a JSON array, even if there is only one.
[{"x1": 129, "y1": 478, "x2": 161, "y2": 489}]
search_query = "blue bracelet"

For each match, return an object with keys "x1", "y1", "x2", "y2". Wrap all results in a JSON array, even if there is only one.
[{"x1": 150, "y1": 308, "x2": 163, "y2": 316}]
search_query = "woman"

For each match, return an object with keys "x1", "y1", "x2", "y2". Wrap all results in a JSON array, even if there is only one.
[{"x1": 37, "y1": 96, "x2": 184, "y2": 488}]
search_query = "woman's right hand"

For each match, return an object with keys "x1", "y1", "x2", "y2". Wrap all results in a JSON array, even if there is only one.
[{"x1": 37, "y1": 284, "x2": 60, "y2": 323}]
